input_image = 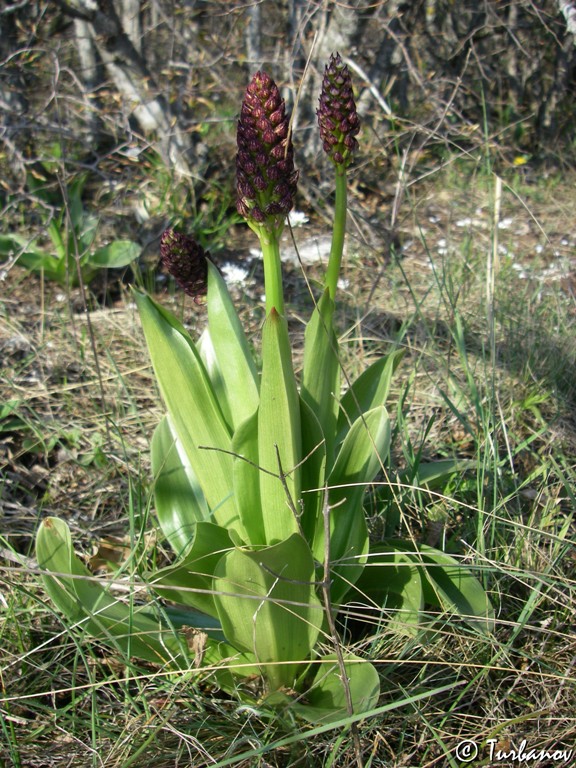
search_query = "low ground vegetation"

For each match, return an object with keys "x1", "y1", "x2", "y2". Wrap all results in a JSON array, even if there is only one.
[{"x1": 1, "y1": 151, "x2": 575, "y2": 765}]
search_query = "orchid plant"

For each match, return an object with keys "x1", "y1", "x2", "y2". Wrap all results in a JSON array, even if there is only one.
[{"x1": 36, "y1": 55, "x2": 493, "y2": 724}]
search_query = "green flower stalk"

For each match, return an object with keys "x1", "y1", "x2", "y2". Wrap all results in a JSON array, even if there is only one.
[
  {"x1": 160, "y1": 228, "x2": 209, "y2": 302},
  {"x1": 236, "y1": 71, "x2": 298, "y2": 315},
  {"x1": 317, "y1": 52, "x2": 360, "y2": 299}
]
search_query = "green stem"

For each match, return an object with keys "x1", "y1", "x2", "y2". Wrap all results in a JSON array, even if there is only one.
[
  {"x1": 325, "y1": 168, "x2": 348, "y2": 300},
  {"x1": 260, "y1": 229, "x2": 284, "y2": 316}
]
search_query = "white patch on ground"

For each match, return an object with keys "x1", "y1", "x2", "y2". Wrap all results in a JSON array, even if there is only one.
[{"x1": 221, "y1": 262, "x2": 250, "y2": 284}]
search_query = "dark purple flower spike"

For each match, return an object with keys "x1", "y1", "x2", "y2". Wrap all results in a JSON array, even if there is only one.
[
  {"x1": 160, "y1": 229, "x2": 209, "y2": 302},
  {"x1": 236, "y1": 71, "x2": 298, "y2": 235},
  {"x1": 317, "y1": 53, "x2": 360, "y2": 168}
]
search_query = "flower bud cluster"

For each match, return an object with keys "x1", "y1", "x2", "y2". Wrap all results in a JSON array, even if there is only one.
[
  {"x1": 160, "y1": 229, "x2": 209, "y2": 301},
  {"x1": 236, "y1": 71, "x2": 298, "y2": 230},
  {"x1": 317, "y1": 53, "x2": 360, "y2": 167}
]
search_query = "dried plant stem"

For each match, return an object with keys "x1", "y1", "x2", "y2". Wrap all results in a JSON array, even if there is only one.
[
  {"x1": 57, "y1": 172, "x2": 110, "y2": 443},
  {"x1": 320, "y1": 490, "x2": 364, "y2": 768}
]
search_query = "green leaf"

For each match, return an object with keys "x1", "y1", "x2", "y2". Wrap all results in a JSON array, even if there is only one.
[
  {"x1": 213, "y1": 534, "x2": 322, "y2": 691},
  {"x1": 0, "y1": 232, "x2": 59, "y2": 278},
  {"x1": 206, "y1": 261, "x2": 259, "y2": 431},
  {"x1": 149, "y1": 521, "x2": 233, "y2": 619},
  {"x1": 36, "y1": 517, "x2": 189, "y2": 666},
  {"x1": 301, "y1": 290, "x2": 340, "y2": 468},
  {"x1": 232, "y1": 410, "x2": 265, "y2": 545},
  {"x1": 397, "y1": 459, "x2": 475, "y2": 489},
  {"x1": 258, "y1": 310, "x2": 301, "y2": 545},
  {"x1": 47, "y1": 218, "x2": 67, "y2": 261},
  {"x1": 135, "y1": 291, "x2": 245, "y2": 539},
  {"x1": 160, "y1": 604, "x2": 225, "y2": 640},
  {"x1": 77, "y1": 214, "x2": 98, "y2": 256},
  {"x1": 298, "y1": 397, "x2": 327, "y2": 544},
  {"x1": 151, "y1": 415, "x2": 210, "y2": 556},
  {"x1": 196, "y1": 328, "x2": 228, "y2": 422},
  {"x1": 291, "y1": 653, "x2": 380, "y2": 724},
  {"x1": 90, "y1": 240, "x2": 140, "y2": 269},
  {"x1": 337, "y1": 349, "x2": 404, "y2": 444},
  {"x1": 329, "y1": 406, "x2": 391, "y2": 516},
  {"x1": 14, "y1": 250, "x2": 61, "y2": 279},
  {"x1": 386, "y1": 540, "x2": 495, "y2": 633},
  {"x1": 313, "y1": 406, "x2": 391, "y2": 602},
  {"x1": 345, "y1": 546, "x2": 424, "y2": 637},
  {"x1": 0, "y1": 233, "x2": 41, "y2": 258},
  {"x1": 418, "y1": 544, "x2": 495, "y2": 633}
]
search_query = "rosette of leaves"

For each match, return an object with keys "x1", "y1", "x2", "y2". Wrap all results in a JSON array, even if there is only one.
[
  {"x1": 36, "y1": 63, "x2": 493, "y2": 725},
  {"x1": 0, "y1": 173, "x2": 140, "y2": 287}
]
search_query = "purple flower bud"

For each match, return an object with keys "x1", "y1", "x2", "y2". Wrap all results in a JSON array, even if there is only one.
[
  {"x1": 317, "y1": 52, "x2": 360, "y2": 168},
  {"x1": 160, "y1": 229, "x2": 209, "y2": 302},
  {"x1": 236, "y1": 71, "x2": 298, "y2": 229}
]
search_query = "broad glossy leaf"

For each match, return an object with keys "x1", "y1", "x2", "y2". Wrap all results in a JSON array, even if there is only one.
[
  {"x1": 337, "y1": 349, "x2": 404, "y2": 444},
  {"x1": 206, "y1": 261, "x2": 259, "y2": 431},
  {"x1": 329, "y1": 406, "x2": 391, "y2": 514},
  {"x1": 14, "y1": 250, "x2": 60, "y2": 278},
  {"x1": 77, "y1": 212, "x2": 98, "y2": 254},
  {"x1": 135, "y1": 292, "x2": 245, "y2": 539},
  {"x1": 36, "y1": 517, "x2": 189, "y2": 666},
  {"x1": 151, "y1": 415, "x2": 209, "y2": 556},
  {"x1": 258, "y1": 310, "x2": 301, "y2": 544},
  {"x1": 313, "y1": 406, "x2": 390, "y2": 601},
  {"x1": 397, "y1": 459, "x2": 475, "y2": 488},
  {"x1": 301, "y1": 290, "x2": 340, "y2": 468},
  {"x1": 213, "y1": 533, "x2": 322, "y2": 690},
  {"x1": 386, "y1": 540, "x2": 495, "y2": 633},
  {"x1": 196, "y1": 328, "x2": 228, "y2": 423},
  {"x1": 0, "y1": 233, "x2": 42, "y2": 258},
  {"x1": 90, "y1": 240, "x2": 140, "y2": 269},
  {"x1": 346, "y1": 546, "x2": 424, "y2": 637},
  {"x1": 232, "y1": 410, "x2": 264, "y2": 544},
  {"x1": 149, "y1": 521, "x2": 233, "y2": 618},
  {"x1": 161, "y1": 604, "x2": 225, "y2": 640},
  {"x1": 291, "y1": 653, "x2": 380, "y2": 724},
  {"x1": 48, "y1": 218, "x2": 66, "y2": 260},
  {"x1": 298, "y1": 397, "x2": 327, "y2": 543}
]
